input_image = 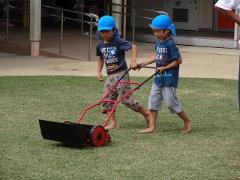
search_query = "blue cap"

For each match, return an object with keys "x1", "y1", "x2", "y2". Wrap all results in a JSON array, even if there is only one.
[
  {"x1": 150, "y1": 15, "x2": 176, "y2": 36},
  {"x1": 98, "y1": 15, "x2": 116, "y2": 31}
]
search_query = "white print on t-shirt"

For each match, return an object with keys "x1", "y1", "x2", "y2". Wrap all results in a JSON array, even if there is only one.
[
  {"x1": 156, "y1": 47, "x2": 167, "y2": 60},
  {"x1": 156, "y1": 47, "x2": 168, "y2": 53},
  {"x1": 101, "y1": 46, "x2": 118, "y2": 64}
]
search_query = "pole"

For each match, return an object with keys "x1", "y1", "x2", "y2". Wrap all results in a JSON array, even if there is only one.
[
  {"x1": 23, "y1": 0, "x2": 30, "y2": 28},
  {"x1": 81, "y1": 0, "x2": 84, "y2": 36},
  {"x1": 59, "y1": 8, "x2": 63, "y2": 55},
  {"x1": 112, "y1": 0, "x2": 122, "y2": 35},
  {"x1": 109, "y1": 0, "x2": 112, "y2": 15},
  {"x1": 132, "y1": 0, "x2": 135, "y2": 43},
  {"x1": 122, "y1": 0, "x2": 127, "y2": 39},
  {"x1": 88, "y1": 17, "x2": 93, "y2": 61},
  {"x1": 6, "y1": 0, "x2": 9, "y2": 41},
  {"x1": 30, "y1": 0, "x2": 41, "y2": 56}
]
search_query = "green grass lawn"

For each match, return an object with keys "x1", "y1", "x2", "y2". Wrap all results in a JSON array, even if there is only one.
[{"x1": 0, "y1": 76, "x2": 239, "y2": 180}]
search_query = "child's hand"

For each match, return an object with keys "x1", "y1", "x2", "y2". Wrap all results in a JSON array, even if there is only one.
[
  {"x1": 97, "y1": 73, "x2": 104, "y2": 82},
  {"x1": 157, "y1": 67, "x2": 166, "y2": 73},
  {"x1": 136, "y1": 62, "x2": 145, "y2": 71},
  {"x1": 130, "y1": 62, "x2": 139, "y2": 70}
]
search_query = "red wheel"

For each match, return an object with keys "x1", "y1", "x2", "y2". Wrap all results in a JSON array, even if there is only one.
[
  {"x1": 90, "y1": 125, "x2": 106, "y2": 147},
  {"x1": 105, "y1": 130, "x2": 111, "y2": 143}
]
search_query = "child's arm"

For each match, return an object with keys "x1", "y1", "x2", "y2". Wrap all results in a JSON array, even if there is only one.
[
  {"x1": 138, "y1": 55, "x2": 156, "y2": 68},
  {"x1": 97, "y1": 57, "x2": 104, "y2": 81},
  {"x1": 215, "y1": 7, "x2": 240, "y2": 25},
  {"x1": 130, "y1": 43, "x2": 139, "y2": 70},
  {"x1": 157, "y1": 57, "x2": 182, "y2": 73}
]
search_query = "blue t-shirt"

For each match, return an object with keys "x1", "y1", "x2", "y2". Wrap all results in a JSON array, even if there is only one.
[
  {"x1": 96, "y1": 35, "x2": 132, "y2": 75},
  {"x1": 154, "y1": 38, "x2": 181, "y2": 88}
]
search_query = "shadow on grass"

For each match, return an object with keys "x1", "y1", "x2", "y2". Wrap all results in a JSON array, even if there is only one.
[
  {"x1": 123, "y1": 117, "x2": 236, "y2": 135},
  {"x1": 122, "y1": 120, "x2": 182, "y2": 132},
  {"x1": 51, "y1": 141, "x2": 113, "y2": 150}
]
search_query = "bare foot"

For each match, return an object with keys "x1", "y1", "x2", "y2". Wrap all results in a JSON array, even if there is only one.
[
  {"x1": 139, "y1": 127, "x2": 156, "y2": 133},
  {"x1": 182, "y1": 119, "x2": 192, "y2": 134},
  {"x1": 104, "y1": 123, "x2": 119, "y2": 130}
]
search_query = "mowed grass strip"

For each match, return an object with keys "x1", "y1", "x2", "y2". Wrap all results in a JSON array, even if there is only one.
[{"x1": 0, "y1": 76, "x2": 239, "y2": 180}]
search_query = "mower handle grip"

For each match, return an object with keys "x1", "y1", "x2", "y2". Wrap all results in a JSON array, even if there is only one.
[{"x1": 137, "y1": 64, "x2": 158, "y2": 70}]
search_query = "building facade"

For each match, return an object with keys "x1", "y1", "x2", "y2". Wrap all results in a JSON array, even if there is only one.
[{"x1": 0, "y1": 0, "x2": 239, "y2": 56}]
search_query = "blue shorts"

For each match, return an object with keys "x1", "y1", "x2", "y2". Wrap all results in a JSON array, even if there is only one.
[{"x1": 148, "y1": 83, "x2": 183, "y2": 113}]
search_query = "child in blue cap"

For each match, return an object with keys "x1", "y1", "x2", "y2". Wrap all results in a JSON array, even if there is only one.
[
  {"x1": 138, "y1": 14, "x2": 192, "y2": 133},
  {"x1": 96, "y1": 15, "x2": 149, "y2": 130}
]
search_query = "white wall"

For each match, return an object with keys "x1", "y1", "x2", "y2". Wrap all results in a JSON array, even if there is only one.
[
  {"x1": 134, "y1": 0, "x2": 164, "y2": 28},
  {"x1": 134, "y1": 0, "x2": 213, "y2": 30},
  {"x1": 198, "y1": 0, "x2": 213, "y2": 29}
]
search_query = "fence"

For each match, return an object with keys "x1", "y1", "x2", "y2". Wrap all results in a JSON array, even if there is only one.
[{"x1": 1, "y1": 1, "x2": 166, "y2": 60}]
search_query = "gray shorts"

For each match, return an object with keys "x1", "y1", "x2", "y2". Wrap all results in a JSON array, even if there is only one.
[{"x1": 148, "y1": 83, "x2": 183, "y2": 113}]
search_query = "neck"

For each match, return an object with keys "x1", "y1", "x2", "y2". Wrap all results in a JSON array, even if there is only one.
[
  {"x1": 104, "y1": 39, "x2": 111, "y2": 43},
  {"x1": 159, "y1": 35, "x2": 170, "y2": 42}
]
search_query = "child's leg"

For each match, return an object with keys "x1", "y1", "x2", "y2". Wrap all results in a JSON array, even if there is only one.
[
  {"x1": 118, "y1": 72, "x2": 150, "y2": 127},
  {"x1": 137, "y1": 106, "x2": 150, "y2": 126},
  {"x1": 122, "y1": 98, "x2": 150, "y2": 127},
  {"x1": 104, "y1": 111, "x2": 119, "y2": 129},
  {"x1": 177, "y1": 111, "x2": 192, "y2": 134},
  {"x1": 139, "y1": 83, "x2": 162, "y2": 133},
  {"x1": 102, "y1": 75, "x2": 119, "y2": 129},
  {"x1": 163, "y1": 87, "x2": 192, "y2": 134},
  {"x1": 139, "y1": 110, "x2": 158, "y2": 133}
]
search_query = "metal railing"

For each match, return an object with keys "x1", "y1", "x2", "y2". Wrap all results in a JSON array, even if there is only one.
[
  {"x1": 41, "y1": 3, "x2": 166, "y2": 58},
  {"x1": 109, "y1": 2, "x2": 168, "y2": 42},
  {"x1": 42, "y1": 5, "x2": 98, "y2": 61},
  {"x1": 1, "y1": 1, "x2": 29, "y2": 41},
  {"x1": 1, "y1": 2, "x2": 98, "y2": 60},
  {"x1": 1, "y1": 1, "x2": 167, "y2": 59},
  {"x1": 41, "y1": 3, "x2": 164, "y2": 59}
]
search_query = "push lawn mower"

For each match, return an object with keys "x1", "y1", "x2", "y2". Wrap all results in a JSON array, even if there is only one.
[{"x1": 39, "y1": 67, "x2": 159, "y2": 147}]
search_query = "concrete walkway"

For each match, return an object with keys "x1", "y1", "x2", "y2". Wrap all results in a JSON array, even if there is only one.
[{"x1": 0, "y1": 44, "x2": 239, "y2": 80}]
